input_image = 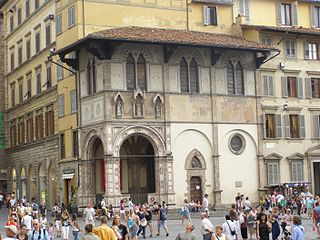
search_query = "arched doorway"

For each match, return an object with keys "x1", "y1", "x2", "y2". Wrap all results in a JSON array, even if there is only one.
[
  {"x1": 92, "y1": 138, "x2": 105, "y2": 204},
  {"x1": 120, "y1": 135, "x2": 156, "y2": 204},
  {"x1": 12, "y1": 169, "x2": 17, "y2": 194},
  {"x1": 39, "y1": 163, "x2": 46, "y2": 204},
  {"x1": 20, "y1": 168, "x2": 27, "y2": 199},
  {"x1": 29, "y1": 165, "x2": 36, "y2": 200},
  {"x1": 48, "y1": 164, "x2": 56, "y2": 208}
]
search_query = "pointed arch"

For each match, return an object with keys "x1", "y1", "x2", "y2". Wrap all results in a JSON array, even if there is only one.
[
  {"x1": 137, "y1": 54, "x2": 146, "y2": 90},
  {"x1": 190, "y1": 58, "x2": 199, "y2": 93},
  {"x1": 180, "y1": 57, "x2": 188, "y2": 93},
  {"x1": 235, "y1": 61, "x2": 244, "y2": 95},
  {"x1": 126, "y1": 53, "x2": 135, "y2": 90},
  {"x1": 185, "y1": 149, "x2": 207, "y2": 170},
  {"x1": 227, "y1": 61, "x2": 235, "y2": 95}
]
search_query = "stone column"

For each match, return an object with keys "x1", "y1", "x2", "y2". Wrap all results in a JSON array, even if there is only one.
[
  {"x1": 104, "y1": 155, "x2": 122, "y2": 206},
  {"x1": 212, "y1": 154, "x2": 222, "y2": 209},
  {"x1": 78, "y1": 160, "x2": 95, "y2": 208}
]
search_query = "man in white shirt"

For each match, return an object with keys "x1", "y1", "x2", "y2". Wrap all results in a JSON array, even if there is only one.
[
  {"x1": 84, "y1": 202, "x2": 96, "y2": 226},
  {"x1": 202, "y1": 194, "x2": 209, "y2": 217},
  {"x1": 22, "y1": 213, "x2": 33, "y2": 234},
  {"x1": 222, "y1": 215, "x2": 237, "y2": 240},
  {"x1": 3, "y1": 225, "x2": 18, "y2": 240},
  {"x1": 128, "y1": 198, "x2": 134, "y2": 210},
  {"x1": 200, "y1": 212, "x2": 213, "y2": 240},
  {"x1": 9, "y1": 197, "x2": 16, "y2": 208}
]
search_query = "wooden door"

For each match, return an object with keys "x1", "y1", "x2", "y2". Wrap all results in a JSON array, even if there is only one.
[{"x1": 190, "y1": 176, "x2": 202, "y2": 203}]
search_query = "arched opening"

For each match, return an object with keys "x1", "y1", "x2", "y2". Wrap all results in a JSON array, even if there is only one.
[
  {"x1": 20, "y1": 168, "x2": 26, "y2": 199},
  {"x1": 39, "y1": 163, "x2": 46, "y2": 204},
  {"x1": 48, "y1": 163, "x2": 56, "y2": 208},
  {"x1": 91, "y1": 138, "x2": 105, "y2": 204},
  {"x1": 120, "y1": 135, "x2": 155, "y2": 204},
  {"x1": 12, "y1": 169, "x2": 17, "y2": 195},
  {"x1": 29, "y1": 165, "x2": 36, "y2": 200}
]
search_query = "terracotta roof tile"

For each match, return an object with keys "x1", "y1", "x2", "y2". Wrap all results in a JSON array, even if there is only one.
[
  {"x1": 242, "y1": 24, "x2": 320, "y2": 36},
  {"x1": 87, "y1": 26, "x2": 274, "y2": 51}
]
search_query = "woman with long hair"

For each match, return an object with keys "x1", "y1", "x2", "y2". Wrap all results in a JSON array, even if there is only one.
[{"x1": 256, "y1": 213, "x2": 271, "y2": 240}]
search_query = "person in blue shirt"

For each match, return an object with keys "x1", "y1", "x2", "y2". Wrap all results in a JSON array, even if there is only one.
[
  {"x1": 28, "y1": 219, "x2": 50, "y2": 240},
  {"x1": 292, "y1": 215, "x2": 304, "y2": 240}
]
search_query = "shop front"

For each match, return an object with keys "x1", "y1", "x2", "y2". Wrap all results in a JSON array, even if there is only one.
[{"x1": 60, "y1": 163, "x2": 78, "y2": 207}]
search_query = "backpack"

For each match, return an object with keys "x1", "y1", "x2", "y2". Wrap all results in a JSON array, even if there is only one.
[
  {"x1": 159, "y1": 208, "x2": 167, "y2": 220},
  {"x1": 32, "y1": 203, "x2": 39, "y2": 211},
  {"x1": 31, "y1": 229, "x2": 48, "y2": 240},
  {"x1": 314, "y1": 209, "x2": 319, "y2": 221}
]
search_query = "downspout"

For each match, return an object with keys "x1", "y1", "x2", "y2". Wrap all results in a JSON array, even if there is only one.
[{"x1": 82, "y1": 0, "x2": 85, "y2": 37}]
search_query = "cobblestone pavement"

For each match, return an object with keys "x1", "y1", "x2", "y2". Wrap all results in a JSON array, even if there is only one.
[{"x1": 0, "y1": 208, "x2": 317, "y2": 239}]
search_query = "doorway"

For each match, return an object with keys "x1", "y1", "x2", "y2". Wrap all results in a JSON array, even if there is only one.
[
  {"x1": 314, "y1": 162, "x2": 320, "y2": 196},
  {"x1": 120, "y1": 135, "x2": 155, "y2": 204},
  {"x1": 91, "y1": 138, "x2": 105, "y2": 204},
  {"x1": 190, "y1": 176, "x2": 202, "y2": 203},
  {"x1": 48, "y1": 164, "x2": 56, "y2": 208}
]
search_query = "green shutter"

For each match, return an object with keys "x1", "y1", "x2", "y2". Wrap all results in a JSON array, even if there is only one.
[
  {"x1": 297, "y1": 77, "x2": 303, "y2": 99},
  {"x1": 313, "y1": 115, "x2": 320, "y2": 139},
  {"x1": 276, "y1": 2, "x2": 282, "y2": 25},
  {"x1": 291, "y1": 3, "x2": 298, "y2": 26},
  {"x1": 284, "y1": 114, "x2": 290, "y2": 138}
]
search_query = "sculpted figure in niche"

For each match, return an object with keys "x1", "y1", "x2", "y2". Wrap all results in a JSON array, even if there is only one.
[
  {"x1": 155, "y1": 96, "x2": 162, "y2": 118},
  {"x1": 115, "y1": 95, "x2": 124, "y2": 118},
  {"x1": 135, "y1": 94, "x2": 143, "y2": 117}
]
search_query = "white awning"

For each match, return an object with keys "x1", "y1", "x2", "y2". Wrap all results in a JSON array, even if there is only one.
[{"x1": 63, "y1": 173, "x2": 74, "y2": 179}]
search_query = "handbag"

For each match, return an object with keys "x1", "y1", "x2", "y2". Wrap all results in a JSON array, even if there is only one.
[
  {"x1": 227, "y1": 221, "x2": 236, "y2": 236},
  {"x1": 140, "y1": 218, "x2": 147, "y2": 227}
]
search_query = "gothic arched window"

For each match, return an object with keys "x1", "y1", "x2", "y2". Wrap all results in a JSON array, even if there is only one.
[
  {"x1": 235, "y1": 62, "x2": 244, "y2": 95},
  {"x1": 180, "y1": 57, "x2": 199, "y2": 93},
  {"x1": 180, "y1": 57, "x2": 189, "y2": 93},
  {"x1": 126, "y1": 54, "x2": 135, "y2": 91},
  {"x1": 92, "y1": 58, "x2": 96, "y2": 94},
  {"x1": 227, "y1": 61, "x2": 234, "y2": 95},
  {"x1": 227, "y1": 61, "x2": 244, "y2": 95},
  {"x1": 190, "y1": 58, "x2": 199, "y2": 93},
  {"x1": 137, "y1": 54, "x2": 146, "y2": 90},
  {"x1": 191, "y1": 157, "x2": 202, "y2": 168}
]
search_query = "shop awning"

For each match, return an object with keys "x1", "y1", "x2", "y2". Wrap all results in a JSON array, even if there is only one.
[{"x1": 63, "y1": 173, "x2": 74, "y2": 179}]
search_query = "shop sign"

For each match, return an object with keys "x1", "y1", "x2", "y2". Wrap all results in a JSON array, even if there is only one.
[{"x1": 63, "y1": 169, "x2": 75, "y2": 175}]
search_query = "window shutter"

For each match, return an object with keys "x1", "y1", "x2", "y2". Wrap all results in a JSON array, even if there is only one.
[
  {"x1": 305, "y1": 78, "x2": 312, "y2": 98},
  {"x1": 245, "y1": 0, "x2": 250, "y2": 21},
  {"x1": 299, "y1": 115, "x2": 306, "y2": 139},
  {"x1": 291, "y1": 3, "x2": 298, "y2": 26},
  {"x1": 269, "y1": 76, "x2": 274, "y2": 96},
  {"x1": 263, "y1": 75, "x2": 268, "y2": 96},
  {"x1": 304, "y1": 42, "x2": 309, "y2": 60},
  {"x1": 276, "y1": 2, "x2": 282, "y2": 25},
  {"x1": 267, "y1": 163, "x2": 273, "y2": 185},
  {"x1": 311, "y1": 5, "x2": 316, "y2": 27},
  {"x1": 284, "y1": 114, "x2": 290, "y2": 138},
  {"x1": 282, "y1": 76, "x2": 288, "y2": 97},
  {"x1": 274, "y1": 163, "x2": 279, "y2": 184},
  {"x1": 263, "y1": 114, "x2": 266, "y2": 138},
  {"x1": 313, "y1": 115, "x2": 320, "y2": 139},
  {"x1": 297, "y1": 77, "x2": 303, "y2": 99},
  {"x1": 276, "y1": 114, "x2": 282, "y2": 139},
  {"x1": 239, "y1": 0, "x2": 244, "y2": 16},
  {"x1": 292, "y1": 162, "x2": 297, "y2": 182},
  {"x1": 212, "y1": 7, "x2": 218, "y2": 26},
  {"x1": 203, "y1": 6, "x2": 209, "y2": 26}
]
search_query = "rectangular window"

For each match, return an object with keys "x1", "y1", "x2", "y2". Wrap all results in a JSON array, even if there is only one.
[
  {"x1": 35, "y1": 110, "x2": 43, "y2": 139},
  {"x1": 26, "y1": 74, "x2": 31, "y2": 99},
  {"x1": 10, "y1": 83, "x2": 15, "y2": 107},
  {"x1": 73, "y1": 130, "x2": 78, "y2": 158},
  {"x1": 18, "y1": 44, "x2": 22, "y2": 66},
  {"x1": 36, "y1": 67, "x2": 41, "y2": 94},
  {"x1": 287, "y1": 77, "x2": 297, "y2": 97},
  {"x1": 18, "y1": 78, "x2": 23, "y2": 103},
  {"x1": 45, "y1": 105, "x2": 54, "y2": 136},
  {"x1": 26, "y1": 113, "x2": 33, "y2": 142},
  {"x1": 26, "y1": 38, "x2": 31, "y2": 60},
  {"x1": 305, "y1": 43, "x2": 318, "y2": 60},
  {"x1": 68, "y1": 6, "x2": 75, "y2": 27},
  {"x1": 203, "y1": 6, "x2": 218, "y2": 26},
  {"x1": 10, "y1": 121, "x2": 17, "y2": 147},
  {"x1": 239, "y1": 0, "x2": 250, "y2": 21},
  {"x1": 10, "y1": 48, "x2": 15, "y2": 71},
  {"x1": 261, "y1": 37, "x2": 272, "y2": 46},
  {"x1": 46, "y1": 64, "x2": 52, "y2": 88},
  {"x1": 26, "y1": 0, "x2": 30, "y2": 18},
  {"x1": 58, "y1": 95, "x2": 65, "y2": 117},
  {"x1": 18, "y1": 118, "x2": 25, "y2": 145},
  {"x1": 315, "y1": 6, "x2": 320, "y2": 28},
  {"x1": 312, "y1": 114, "x2": 320, "y2": 139},
  {"x1": 281, "y1": 3, "x2": 292, "y2": 25},
  {"x1": 289, "y1": 114, "x2": 300, "y2": 138},
  {"x1": 267, "y1": 162, "x2": 279, "y2": 185},
  {"x1": 70, "y1": 90, "x2": 77, "y2": 113},
  {"x1": 34, "y1": 0, "x2": 39, "y2": 10},
  {"x1": 57, "y1": 60, "x2": 63, "y2": 80},
  {"x1": 35, "y1": 30, "x2": 40, "y2": 53},
  {"x1": 17, "y1": 8, "x2": 22, "y2": 26},
  {"x1": 263, "y1": 75, "x2": 274, "y2": 96},
  {"x1": 60, "y1": 133, "x2": 65, "y2": 159},
  {"x1": 285, "y1": 40, "x2": 296, "y2": 57},
  {"x1": 45, "y1": 24, "x2": 51, "y2": 47},
  {"x1": 265, "y1": 114, "x2": 276, "y2": 138},
  {"x1": 56, "y1": 14, "x2": 62, "y2": 34},
  {"x1": 291, "y1": 161, "x2": 303, "y2": 182},
  {"x1": 9, "y1": 15, "x2": 14, "y2": 32}
]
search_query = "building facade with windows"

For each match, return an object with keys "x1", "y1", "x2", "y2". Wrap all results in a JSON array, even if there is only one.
[
  {"x1": 239, "y1": 0, "x2": 320, "y2": 196},
  {"x1": 0, "y1": 0, "x2": 59, "y2": 207}
]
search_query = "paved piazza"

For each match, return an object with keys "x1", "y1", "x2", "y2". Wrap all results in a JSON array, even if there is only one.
[{"x1": 0, "y1": 209, "x2": 316, "y2": 239}]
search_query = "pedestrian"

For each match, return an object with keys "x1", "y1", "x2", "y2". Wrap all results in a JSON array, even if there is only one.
[
  {"x1": 92, "y1": 216, "x2": 116, "y2": 240},
  {"x1": 200, "y1": 212, "x2": 214, "y2": 240},
  {"x1": 3, "y1": 225, "x2": 18, "y2": 240},
  {"x1": 0, "y1": 192, "x2": 4, "y2": 210},
  {"x1": 128, "y1": 216, "x2": 139, "y2": 240},
  {"x1": 128, "y1": 198, "x2": 134, "y2": 211},
  {"x1": 229, "y1": 204, "x2": 240, "y2": 236},
  {"x1": 211, "y1": 225, "x2": 227, "y2": 240},
  {"x1": 119, "y1": 200, "x2": 126, "y2": 220},
  {"x1": 137, "y1": 206, "x2": 147, "y2": 239},
  {"x1": 18, "y1": 202, "x2": 25, "y2": 227},
  {"x1": 175, "y1": 223, "x2": 196, "y2": 240},
  {"x1": 256, "y1": 213, "x2": 271, "y2": 240},
  {"x1": 145, "y1": 204, "x2": 153, "y2": 237},
  {"x1": 313, "y1": 201, "x2": 320, "y2": 238},
  {"x1": 292, "y1": 215, "x2": 304, "y2": 240},
  {"x1": 25, "y1": 203, "x2": 32, "y2": 216},
  {"x1": 126, "y1": 209, "x2": 135, "y2": 230},
  {"x1": 84, "y1": 203, "x2": 96, "y2": 226},
  {"x1": 81, "y1": 224, "x2": 99, "y2": 240},
  {"x1": 244, "y1": 197, "x2": 252, "y2": 211},
  {"x1": 71, "y1": 201, "x2": 78, "y2": 217},
  {"x1": 71, "y1": 214, "x2": 81, "y2": 240},
  {"x1": 22, "y1": 213, "x2": 33, "y2": 235},
  {"x1": 307, "y1": 197, "x2": 315, "y2": 219},
  {"x1": 61, "y1": 210, "x2": 71, "y2": 240},
  {"x1": 39, "y1": 202, "x2": 47, "y2": 218},
  {"x1": 239, "y1": 209, "x2": 248, "y2": 239},
  {"x1": 16, "y1": 224, "x2": 28, "y2": 240},
  {"x1": 40, "y1": 214, "x2": 47, "y2": 230},
  {"x1": 55, "y1": 207, "x2": 62, "y2": 238},
  {"x1": 222, "y1": 215, "x2": 236, "y2": 240},
  {"x1": 247, "y1": 208, "x2": 256, "y2": 239},
  {"x1": 269, "y1": 214, "x2": 280, "y2": 240},
  {"x1": 203, "y1": 194, "x2": 209, "y2": 217},
  {"x1": 157, "y1": 204, "x2": 169, "y2": 237},
  {"x1": 28, "y1": 219, "x2": 50, "y2": 240},
  {"x1": 180, "y1": 200, "x2": 190, "y2": 224},
  {"x1": 48, "y1": 222, "x2": 54, "y2": 240},
  {"x1": 112, "y1": 215, "x2": 128, "y2": 240}
]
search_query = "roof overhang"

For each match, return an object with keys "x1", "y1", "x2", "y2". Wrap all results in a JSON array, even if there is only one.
[{"x1": 242, "y1": 24, "x2": 320, "y2": 36}]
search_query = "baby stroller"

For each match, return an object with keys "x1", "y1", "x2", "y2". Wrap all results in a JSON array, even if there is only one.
[{"x1": 281, "y1": 225, "x2": 292, "y2": 240}]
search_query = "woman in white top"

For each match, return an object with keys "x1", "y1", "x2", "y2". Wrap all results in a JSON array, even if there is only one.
[
  {"x1": 222, "y1": 215, "x2": 237, "y2": 240},
  {"x1": 211, "y1": 226, "x2": 227, "y2": 240}
]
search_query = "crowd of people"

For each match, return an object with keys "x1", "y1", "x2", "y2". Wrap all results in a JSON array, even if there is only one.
[{"x1": 0, "y1": 189, "x2": 317, "y2": 240}]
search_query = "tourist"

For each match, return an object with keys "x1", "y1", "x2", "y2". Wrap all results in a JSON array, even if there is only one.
[
  {"x1": 92, "y1": 216, "x2": 116, "y2": 240},
  {"x1": 84, "y1": 202, "x2": 96, "y2": 226},
  {"x1": 175, "y1": 223, "x2": 196, "y2": 240},
  {"x1": 81, "y1": 224, "x2": 99, "y2": 240},
  {"x1": 239, "y1": 209, "x2": 248, "y2": 239},
  {"x1": 222, "y1": 215, "x2": 236, "y2": 240},
  {"x1": 200, "y1": 212, "x2": 213, "y2": 240},
  {"x1": 48, "y1": 222, "x2": 54, "y2": 240},
  {"x1": 313, "y1": 201, "x2": 320, "y2": 238},
  {"x1": 292, "y1": 215, "x2": 304, "y2": 240},
  {"x1": 40, "y1": 214, "x2": 47, "y2": 230},
  {"x1": 71, "y1": 214, "x2": 81, "y2": 240},
  {"x1": 157, "y1": 204, "x2": 169, "y2": 237},
  {"x1": 247, "y1": 208, "x2": 256, "y2": 239},
  {"x1": 25, "y1": 203, "x2": 32, "y2": 216},
  {"x1": 128, "y1": 216, "x2": 139, "y2": 240},
  {"x1": 203, "y1": 194, "x2": 209, "y2": 217},
  {"x1": 17, "y1": 202, "x2": 25, "y2": 226},
  {"x1": 22, "y1": 213, "x2": 33, "y2": 235},
  {"x1": 0, "y1": 192, "x2": 4, "y2": 210},
  {"x1": 61, "y1": 210, "x2": 71, "y2": 240},
  {"x1": 126, "y1": 209, "x2": 135, "y2": 230},
  {"x1": 256, "y1": 213, "x2": 271, "y2": 240},
  {"x1": 180, "y1": 200, "x2": 190, "y2": 224},
  {"x1": 112, "y1": 215, "x2": 128, "y2": 239},
  {"x1": 128, "y1": 198, "x2": 134, "y2": 211},
  {"x1": 28, "y1": 219, "x2": 50, "y2": 240},
  {"x1": 39, "y1": 202, "x2": 47, "y2": 218},
  {"x1": 269, "y1": 214, "x2": 280, "y2": 240},
  {"x1": 55, "y1": 207, "x2": 62, "y2": 238},
  {"x1": 145, "y1": 204, "x2": 153, "y2": 237},
  {"x1": 307, "y1": 196, "x2": 315, "y2": 219},
  {"x1": 137, "y1": 206, "x2": 147, "y2": 239},
  {"x1": 243, "y1": 197, "x2": 252, "y2": 211},
  {"x1": 211, "y1": 226, "x2": 227, "y2": 240},
  {"x1": 3, "y1": 225, "x2": 18, "y2": 240},
  {"x1": 16, "y1": 224, "x2": 28, "y2": 240},
  {"x1": 119, "y1": 200, "x2": 126, "y2": 220}
]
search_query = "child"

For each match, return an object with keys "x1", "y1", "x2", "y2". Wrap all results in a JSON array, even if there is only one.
[{"x1": 48, "y1": 222, "x2": 55, "y2": 240}]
